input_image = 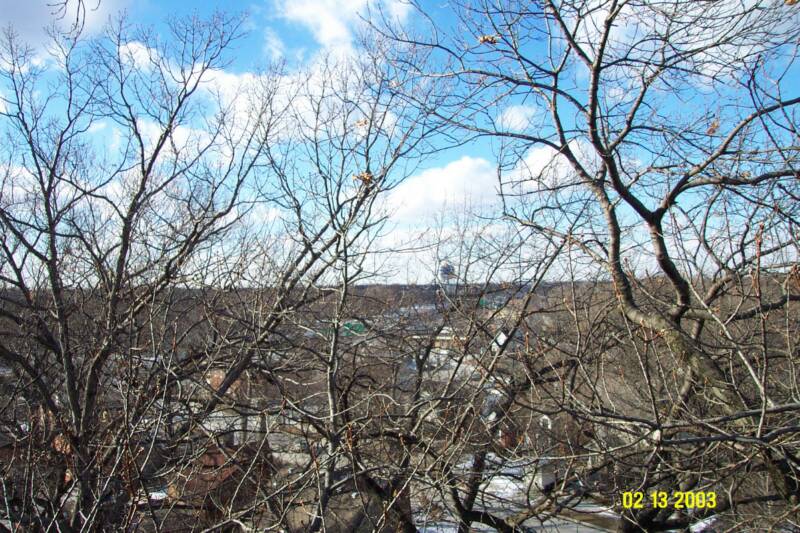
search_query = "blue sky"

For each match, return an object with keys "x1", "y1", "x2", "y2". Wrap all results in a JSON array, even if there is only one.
[
  {"x1": 1, "y1": 0, "x2": 506, "y2": 283},
  {"x1": 0, "y1": 1, "x2": 494, "y2": 179},
  {"x1": 2, "y1": 0, "x2": 798, "y2": 283}
]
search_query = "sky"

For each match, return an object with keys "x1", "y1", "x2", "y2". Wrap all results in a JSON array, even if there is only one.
[
  {"x1": 0, "y1": 0, "x2": 499, "y2": 199},
  {"x1": 0, "y1": 0, "x2": 509, "y2": 283},
  {"x1": 2, "y1": 0, "x2": 798, "y2": 284}
]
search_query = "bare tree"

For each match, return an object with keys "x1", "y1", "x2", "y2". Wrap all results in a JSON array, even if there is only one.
[
  {"x1": 371, "y1": 0, "x2": 800, "y2": 531},
  {"x1": 3, "y1": 1, "x2": 799, "y2": 531},
  {"x1": 0, "y1": 10, "x2": 446, "y2": 531},
  {"x1": 0, "y1": 9, "x2": 271, "y2": 529}
]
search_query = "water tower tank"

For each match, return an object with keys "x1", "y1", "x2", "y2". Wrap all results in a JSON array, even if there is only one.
[{"x1": 439, "y1": 261, "x2": 456, "y2": 281}]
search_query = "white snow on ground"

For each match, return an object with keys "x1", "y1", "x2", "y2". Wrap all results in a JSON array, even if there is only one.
[
  {"x1": 689, "y1": 517, "x2": 717, "y2": 532},
  {"x1": 148, "y1": 491, "x2": 168, "y2": 501},
  {"x1": 418, "y1": 524, "x2": 458, "y2": 532},
  {"x1": 573, "y1": 503, "x2": 619, "y2": 519},
  {"x1": 413, "y1": 453, "x2": 615, "y2": 532},
  {"x1": 482, "y1": 474, "x2": 527, "y2": 501}
]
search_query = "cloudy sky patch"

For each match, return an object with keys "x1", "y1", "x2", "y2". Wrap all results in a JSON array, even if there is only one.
[{"x1": 387, "y1": 155, "x2": 498, "y2": 223}]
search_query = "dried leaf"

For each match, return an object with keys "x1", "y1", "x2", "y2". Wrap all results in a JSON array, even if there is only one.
[{"x1": 353, "y1": 171, "x2": 374, "y2": 185}]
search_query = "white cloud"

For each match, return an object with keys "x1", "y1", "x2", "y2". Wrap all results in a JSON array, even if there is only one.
[
  {"x1": 202, "y1": 53, "x2": 399, "y2": 147},
  {"x1": 605, "y1": 86, "x2": 627, "y2": 104},
  {"x1": 387, "y1": 156, "x2": 497, "y2": 222},
  {"x1": 279, "y1": 0, "x2": 355, "y2": 49},
  {"x1": 497, "y1": 105, "x2": 537, "y2": 132},
  {"x1": 385, "y1": 0, "x2": 411, "y2": 22},
  {"x1": 119, "y1": 41, "x2": 156, "y2": 72},
  {"x1": 506, "y1": 140, "x2": 598, "y2": 193},
  {"x1": 263, "y1": 28, "x2": 286, "y2": 62},
  {"x1": 87, "y1": 120, "x2": 106, "y2": 134},
  {"x1": 0, "y1": 164, "x2": 35, "y2": 204},
  {"x1": 201, "y1": 68, "x2": 268, "y2": 143},
  {"x1": 274, "y1": 0, "x2": 411, "y2": 53},
  {"x1": 204, "y1": 68, "x2": 260, "y2": 110}
]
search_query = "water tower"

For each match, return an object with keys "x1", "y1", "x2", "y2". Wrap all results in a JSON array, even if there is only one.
[{"x1": 438, "y1": 260, "x2": 457, "y2": 298}]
